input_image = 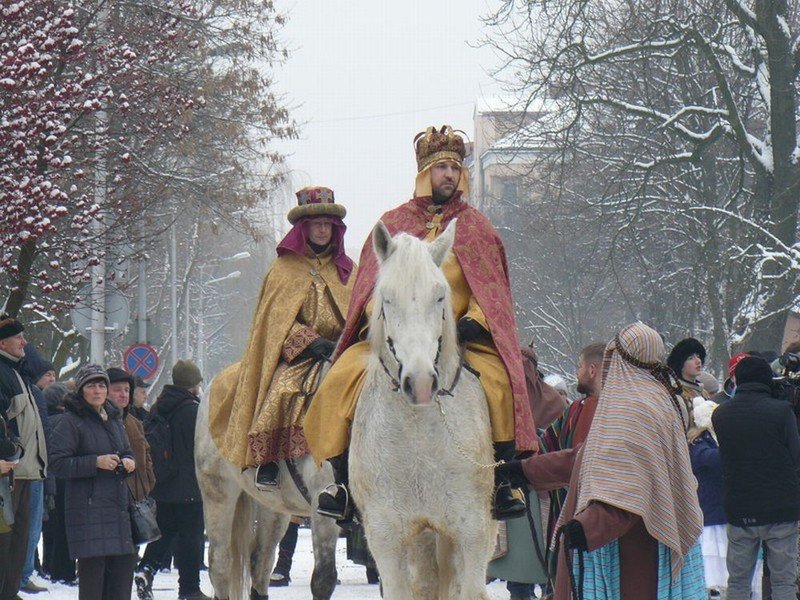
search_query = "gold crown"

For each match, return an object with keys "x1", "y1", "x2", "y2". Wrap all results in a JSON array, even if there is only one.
[{"x1": 414, "y1": 126, "x2": 466, "y2": 172}]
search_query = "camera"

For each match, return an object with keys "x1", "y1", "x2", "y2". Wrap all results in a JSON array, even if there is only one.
[
  {"x1": 779, "y1": 352, "x2": 800, "y2": 374},
  {"x1": 113, "y1": 452, "x2": 128, "y2": 477},
  {"x1": 775, "y1": 352, "x2": 800, "y2": 418}
]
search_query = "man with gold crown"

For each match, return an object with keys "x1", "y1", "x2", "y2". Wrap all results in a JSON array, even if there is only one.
[
  {"x1": 303, "y1": 126, "x2": 539, "y2": 523},
  {"x1": 207, "y1": 186, "x2": 356, "y2": 489}
]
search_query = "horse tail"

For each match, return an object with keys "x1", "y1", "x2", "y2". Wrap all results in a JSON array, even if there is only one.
[{"x1": 229, "y1": 491, "x2": 254, "y2": 599}]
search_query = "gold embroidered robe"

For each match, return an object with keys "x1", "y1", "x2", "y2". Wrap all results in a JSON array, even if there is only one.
[{"x1": 208, "y1": 250, "x2": 355, "y2": 467}]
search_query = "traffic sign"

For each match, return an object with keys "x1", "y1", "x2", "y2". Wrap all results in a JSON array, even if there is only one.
[{"x1": 123, "y1": 343, "x2": 159, "y2": 380}]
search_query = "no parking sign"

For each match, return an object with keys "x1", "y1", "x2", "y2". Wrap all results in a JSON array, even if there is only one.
[{"x1": 123, "y1": 343, "x2": 159, "y2": 380}]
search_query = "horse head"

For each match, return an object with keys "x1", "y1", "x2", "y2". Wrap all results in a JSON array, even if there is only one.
[{"x1": 369, "y1": 219, "x2": 459, "y2": 406}]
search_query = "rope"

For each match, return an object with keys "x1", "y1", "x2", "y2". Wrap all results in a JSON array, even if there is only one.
[
  {"x1": 523, "y1": 489, "x2": 551, "y2": 590},
  {"x1": 555, "y1": 525, "x2": 585, "y2": 600}
]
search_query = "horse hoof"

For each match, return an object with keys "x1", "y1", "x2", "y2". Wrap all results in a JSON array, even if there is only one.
[{"x1": 250, "y1": 589, "x2": 268, "y2": 600}]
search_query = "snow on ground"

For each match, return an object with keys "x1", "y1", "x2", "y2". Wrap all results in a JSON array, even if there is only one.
[{"x1": 26, "y1": 528, "x2": 516, "y2": 599}]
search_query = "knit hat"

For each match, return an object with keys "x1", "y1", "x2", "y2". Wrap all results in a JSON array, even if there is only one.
[
  {"x1": 74, "y1": 364, "x2": 109, "y2": 391},
  {"x1": 133, "y1": 375, "x2": 150, "y2": 389},
  {"x1": 43, "y1": 382, "x2": 69, "y2": 411},
  {"x1": 667, "y1": 338, "x2": 706, "y2": 378},
  {"x1": 172, "y1": 359, "x2": 203, "y2": 388},
  {"x1": 0, "y1": 314, "x2": 24, "y2": 341},
  {"x1": 106, "y1": 367, "x2": 133, "y2": 386},
  {"x1": 733, "y1": 356, "x2": 774, "y2": 387},
  {"x1": 728, "y1": 353, "x2": 749, "y2": 378}
]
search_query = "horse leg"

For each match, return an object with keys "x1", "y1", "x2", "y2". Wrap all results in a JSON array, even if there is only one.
[
  {"x1": 309, "y1": 511, "x2": 339, "y2": 600},
  {"x1": 249, "y1": 507, "x2": 289, "y2": 600},
  {"x1": 446, "y1": 524, "x2": 493, "y2": 600},
  {"x1": 364, "y1": 520, "x2": 410, "y2": 600},
  {"x1": 406, "y1": 529, "x2": 439, "y2": 600},
  {"x1": 201, "y1": 476, "x2": 241, "y2": 599}
]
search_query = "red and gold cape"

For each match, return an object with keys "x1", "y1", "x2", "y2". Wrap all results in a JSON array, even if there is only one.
[{"x1": 335, "y1": 194, "x2": 538, "y2": 452}]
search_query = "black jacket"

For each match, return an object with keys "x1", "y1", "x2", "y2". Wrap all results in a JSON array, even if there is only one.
[
  {"x1": 149, "y1": 385, "x2": 202, "y2": 503},
  {"x1": 49, "y1": 395, "x2": 136, "y2": 559},
  {"x1": 712, "y1": 382, "x2": 800, "y2": 526}
]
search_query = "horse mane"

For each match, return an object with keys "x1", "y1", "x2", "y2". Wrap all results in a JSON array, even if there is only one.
[{"x1": 368, "y1": 233, "x2": 460, "y2": 379}]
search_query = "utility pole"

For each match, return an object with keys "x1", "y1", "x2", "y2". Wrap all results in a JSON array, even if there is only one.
[
  {"x1": 170, "y1": 223, "x2": 178, "y2": 366},
  {"x1": 137, "y1": 223, "x2": 147, "y2": 343}
]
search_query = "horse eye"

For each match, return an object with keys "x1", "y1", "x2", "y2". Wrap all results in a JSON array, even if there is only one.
[{"x1": 436, "y1": 296, "x2": 444, "y2": 303}]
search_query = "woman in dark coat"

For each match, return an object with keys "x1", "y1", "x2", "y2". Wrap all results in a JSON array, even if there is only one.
[
  {"x1": 49, "y1": 365, "x2": 137, "y2": 600},
  {"x1": 41, "y1": 382, "x2": 76, "y2": 583}
]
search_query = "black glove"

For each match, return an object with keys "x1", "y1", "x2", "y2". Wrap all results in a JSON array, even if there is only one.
[
  {"x1": 495, "y1": 459, "x2": 526, "y2": 486},
  {"x1": 563, "y1": 519, "x2": 588, "y2": 552},
  {"x1": 307, "y1": 337, "x2": 335, "y2": 360},
  {"x1": 457, "y1": 317, "x2": 489, "y2": 344}
]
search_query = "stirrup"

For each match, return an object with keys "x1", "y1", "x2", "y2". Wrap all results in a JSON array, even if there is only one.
[
  {"x1": 317, "y1": 483, "x2": 351, "y2": 520},
  {"x1": 253, "y1": 465, "x2": 280, "y2": 492},
  {"x1": 492, "y1": 482, "x2": 527, "y2": 521}
]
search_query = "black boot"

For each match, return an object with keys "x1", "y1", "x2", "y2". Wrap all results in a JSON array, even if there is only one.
[
  {"x1": 317, "y1": 453, "x2": 353, "y2": 523},
  {"x1": 492, "y1": 441, "x2": 526, "y2": 521},
  {"x1": 255, "y1": 462, "x2": 280, "y2": 490}
]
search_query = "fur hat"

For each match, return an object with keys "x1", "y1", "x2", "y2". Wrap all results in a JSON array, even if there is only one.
[
  {"x1": 733, "y1": 356, "x2": 774, "y2": 387},
  {"x1": 287, "y1": 186, "x2": 346, "y2": 225},
  {"x1": 172, "y1": 359, "x2": 203, "y2": 389},
  {"x1": 667, "y1": 338, "x2": 706, "y2": 378},
  {"x1": 0, "y1": 314, "x2": 24, "y2": 342},
  {"x1": 74, "y1": 364, "x2": 109, "y2": 391}
]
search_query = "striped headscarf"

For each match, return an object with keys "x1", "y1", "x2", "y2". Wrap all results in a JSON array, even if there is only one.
[{"x1": 575, "y1": 322, "x2": 703, "y2": 580}]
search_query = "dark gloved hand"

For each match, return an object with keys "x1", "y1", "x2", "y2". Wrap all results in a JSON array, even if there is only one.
[
  {"x1": 563, "y1": 519, "x2": 588, "y2": 552},
  {"x1": 307, "y1": 337, "x2": 336, "y2": 360},
  {"x1": 457, "y1": 317, "x2": 489, "y2": 344},
  {"x1": 495, "y1": 459, "x2": 526, "y2": 487}
]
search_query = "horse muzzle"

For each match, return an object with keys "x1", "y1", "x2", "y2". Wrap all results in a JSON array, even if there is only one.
[{"x1": 401, "y1": 371, "x2": 438, "y2": 406}]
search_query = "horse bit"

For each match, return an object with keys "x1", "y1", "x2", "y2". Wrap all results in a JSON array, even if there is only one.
[{"x1": 376, "y1": 301, "x2": 464, "y2": 398}]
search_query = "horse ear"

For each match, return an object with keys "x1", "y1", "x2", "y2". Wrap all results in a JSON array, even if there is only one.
[
  {"x1": 372, "y1": 221, "x2": 395, "y2": 264},
  {"x1": 428, "y1": 219, "x2": 456, "y2": 267}
]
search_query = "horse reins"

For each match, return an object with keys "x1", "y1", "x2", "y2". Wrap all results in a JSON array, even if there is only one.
[
  {"x1": 376, "y1": 303, "x2": 463, "y2": 398},
  {"x1": 377, "y1": 301, "x2": 503, "y2": 471}
]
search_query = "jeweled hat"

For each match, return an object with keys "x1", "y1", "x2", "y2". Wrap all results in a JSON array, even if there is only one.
[
  {"x1": 287, "y1": 186, "x2": 347, "y2": 225},
  {"x1": 413, "y1": 125, "x2": 467, "y2": 173}
]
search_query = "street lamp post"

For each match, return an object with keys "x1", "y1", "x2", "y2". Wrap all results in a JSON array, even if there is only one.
[{"x1": 195, "y1": 251, "x2": 249, "y2": 373}]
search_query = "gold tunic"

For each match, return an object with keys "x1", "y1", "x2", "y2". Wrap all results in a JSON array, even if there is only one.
[
  {"x1": 304, "y1": 212, "x2": 515, "y2": 465},
  {"x1": 209, "y1": 249, "x2": 355, "y2": 467}
]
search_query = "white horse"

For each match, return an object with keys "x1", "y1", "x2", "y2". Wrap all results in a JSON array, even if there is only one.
[
  {"x1": 350, "y1": 220, "x2": 497, "y2": 600},
  {"x1": 195, "y1": 369, "x2": 339, "y2": 600}
]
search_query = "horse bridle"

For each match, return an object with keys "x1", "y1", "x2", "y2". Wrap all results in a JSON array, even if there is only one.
[{"x1": 376, "y1": 301, "x2": 464, "y2": 398}]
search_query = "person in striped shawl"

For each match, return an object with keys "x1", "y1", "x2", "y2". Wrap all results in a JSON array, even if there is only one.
[{"x1": 552, "y1": 322, "x2": 705, "y2": 599}]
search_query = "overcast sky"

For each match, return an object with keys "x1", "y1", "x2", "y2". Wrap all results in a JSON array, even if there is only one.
[{"x1": 274, "y1": 0, "x2": 502, "y2": 254}]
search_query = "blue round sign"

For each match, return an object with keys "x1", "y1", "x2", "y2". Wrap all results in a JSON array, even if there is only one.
[{"x1": 123, "y1": 343, "x2": 159, "y2": 380}]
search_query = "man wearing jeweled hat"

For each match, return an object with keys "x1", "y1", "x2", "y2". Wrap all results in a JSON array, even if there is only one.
[
  {"x1": 207, "y1": 187, "x2": 356, "y2": 489},
  {"x1": 304, "y1": 126, "x2": 538, "y2": 522}
]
